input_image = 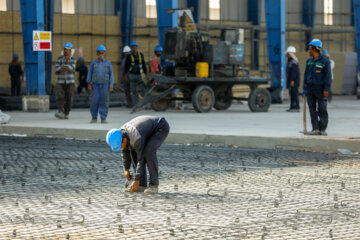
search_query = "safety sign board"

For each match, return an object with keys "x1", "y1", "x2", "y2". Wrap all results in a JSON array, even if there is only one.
[
  {"x1": 178, "y1": 9, "x2": 197, "y2": 32},
  {"x1": 33, "y1": 31, "x2": 52, "y2": 51}
]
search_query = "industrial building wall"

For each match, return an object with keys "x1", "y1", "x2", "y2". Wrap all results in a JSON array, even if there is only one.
[{"x1": 0, "y1": 0, "x2": 356, "y2": 94}]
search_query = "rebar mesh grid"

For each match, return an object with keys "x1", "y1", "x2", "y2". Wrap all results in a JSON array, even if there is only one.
[{"x1": 0, "y1": 136, "x2": 360, "y2": 239}]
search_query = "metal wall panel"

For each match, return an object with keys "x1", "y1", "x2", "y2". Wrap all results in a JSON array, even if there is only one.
[
  {"x1": 200, "y1": 0, "x2": 208, "y2": 19},
  {"x1": 6, "y1": 0, "x2": 21, "y2": 11},
  {"x1": 286, "y1": 0, "x2": 302, "y2": 24},
  {"x1": 135, "y1": 0, "x2": 146, "y2": 17},
  {"x1": 220, "y1": 0, "x2": 247, "y2": 22}
]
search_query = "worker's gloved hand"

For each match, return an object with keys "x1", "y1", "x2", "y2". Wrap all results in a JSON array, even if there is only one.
[
  {"x1": 130, "y1": 180, "x2": 140, "y2": 192},
  {"x1": 323, "y1": 91, "x2": 329, "y2": 98},
  {"x1": 123, "y1": 169, "x2": 132, "y2": 180},
  {"x1": 88, "y1": 83, "x2": 92, "y2": 92},
  {"x1": 302, "y1": 89, "x2": 307, "y2": 95}
]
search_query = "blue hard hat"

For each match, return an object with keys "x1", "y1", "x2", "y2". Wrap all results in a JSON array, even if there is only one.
[
  {"x1": 78, "y1": 57, "x2": 84, "y2": 61},
  {"x1": 64, "y1": 42, "x2": 73, "y2": 49},
  {"x1": 308, "y1": 39, "x2": 322, "y2": 48},
  {"x1": 154, "y1": 45, "x2": 163, "y2": 52},
  {"x1": 97, "y1": 45, "x2": 106, "y2": 52},
  {"x1": 13, "y1": 53, "x2": 19, "y2": 59},
  {"x1": 106, "y1": 129, "x2": 123, "y2": 152},
  {"x1": 130, "y1": 41, "x2": 138, "y2": 47},
  {"x1": 322, "y1": 50, "x2": 329, "y2": 55}
]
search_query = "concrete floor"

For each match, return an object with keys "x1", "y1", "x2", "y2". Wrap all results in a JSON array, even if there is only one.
[{"x1": 1, "y1": 96, "x2": 360, "y2": 152}]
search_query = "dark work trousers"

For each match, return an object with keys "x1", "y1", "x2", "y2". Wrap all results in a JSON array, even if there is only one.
[
  {"x1": 306, "y1": 88, "x2": 328, "y2": 132},
  {"x1": 11, "y1": 78, "x2": 21, "y2": 96},
  {"x1": 55, "y1": 83, "x2": 75, "y2": 115},
  {"x1": 289, "y1": 87, "x2": 299, "y2": 109},
  {"x1": 122, "y1": 77, "x2": 133, "y2": 107},
  {"x1": 129, "y1": 74, "x2": 146, "y2": 105},
  {"x1": 90, "y1": 83, "x2": 109, "y2": 120},
  {"x1": 77, "y1": 79, "x2": 88, "y2": 94},
  {"x1": 143, "y1": 119, "x2": 170, "y2": 186}
]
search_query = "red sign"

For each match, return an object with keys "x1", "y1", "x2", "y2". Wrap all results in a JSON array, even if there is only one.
[{"x1": 40, "y1": 42, "x2": 51, "y2": 50}]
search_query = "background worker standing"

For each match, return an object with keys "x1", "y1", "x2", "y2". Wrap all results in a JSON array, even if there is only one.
[
  {"x1": 124, "y1": 41, "x2": 147, "y2": 105},
  {"x1": 121, "y1": 46, "x2": 133, "y2": 108},
  {"x1": 55, "y1": 42, "x2": 76, "y2": 120},
  {"x1": 106, "y1": 115, "x2": 170, "y2": 194},
  {"x1": 303, "y1": 39, "x2": 332, "y2": 136},
  {"x1": 75, "y1": 57, "x2": 88, "y2": 94},
  {"x1": 87, "y1": 45, "x2": 114, "y2": 124},
  {"x1": 150, "y1": 45, "x2": 163, "y2": 75},
  {"x1": 322, "y1": 50, "x2": 335, "y2": 102},
  {"x1": 8, "y1": 54, "x2": 23, "y2": 96},
  {"x1": 285, "y1": 46, "x2": 300, "y2": 112}
]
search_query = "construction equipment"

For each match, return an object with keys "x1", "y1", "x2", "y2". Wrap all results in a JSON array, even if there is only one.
[{"x1": 133, "y1": 11, "x2": 274, "y2": 113}]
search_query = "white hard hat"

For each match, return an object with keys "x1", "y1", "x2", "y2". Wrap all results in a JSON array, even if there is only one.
[
  {"x1": 286, "y1": 46, "x2": 296, "y2": 53},
  {"x1": 123, "y1": 46, "x2": 131, "y2": 53}
]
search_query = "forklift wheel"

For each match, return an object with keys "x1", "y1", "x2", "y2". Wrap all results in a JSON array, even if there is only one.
[
  {"x1": 151, "y1": 98, "x2": 171, "y2": 112},
  {"x1": 192, "y1": 85, "x2": 215, "y2": 113},
  {"x1": 214, "y1": 85, "x2": 233, "y2": 110},
  {"x1": 248, "y1": 88, "x2": 271, "y2": 112}
]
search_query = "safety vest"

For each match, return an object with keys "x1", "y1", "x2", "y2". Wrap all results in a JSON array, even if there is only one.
[{"x1": 130, "y1": 53, "x2": 143, "y2": 74}]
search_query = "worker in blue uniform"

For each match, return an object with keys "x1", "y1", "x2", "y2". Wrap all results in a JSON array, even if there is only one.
[
  {"x1": 302, "y1": 39, "x2": 332, "y2": 136},
  {"x1": 106, "y1": 116, "x2": 170, "y2": 194},
  {"x1": 87, "y1": 45, "x2": 114, "y2": 124}
]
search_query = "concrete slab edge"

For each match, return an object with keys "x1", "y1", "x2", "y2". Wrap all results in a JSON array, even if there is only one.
[{"x1": 1, "y1": 125, "x2": 360, "y2": 153}]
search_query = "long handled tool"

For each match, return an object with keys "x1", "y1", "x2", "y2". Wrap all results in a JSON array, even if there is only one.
[
  {"x1": 125, "y1": 151, "x2": 137, "y2": 188},
  {"x1": 301, "y1": 94, "x2": 307, "y2": 135}
]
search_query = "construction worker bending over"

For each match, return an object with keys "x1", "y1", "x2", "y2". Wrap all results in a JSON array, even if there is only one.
[
  {"x1": 106, "y1": 116, "x2": 170, "y2": 194},
  {"x1": 87, "y1": 45, "x2": 114, "y2": 124},
  {"x1": 302, "y1": 39, "x2": 332, "y2": 136},
  {"x1": 124, "y1": 41, "x2": 148, "y2": 105}
]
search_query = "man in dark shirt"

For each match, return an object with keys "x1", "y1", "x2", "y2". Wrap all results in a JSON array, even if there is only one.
[
  {"x1": 8, "y1": 54, "x2": 23, "y2": 96},
  {"x1": 302, "y1": 39, "x2": 332, "y2": 136},
  {"x1": 285, "y1": 46, "x2": 300, "y2": 112},
  {"x1": 75, "y1": 58, "x2": 88, "y2": 94},
  {"x1": 124, "y1": 41, "x2": 148, "y2": 105},
  {"x1": 106, "y1": 116, "x2": 170, "y2": 194}
]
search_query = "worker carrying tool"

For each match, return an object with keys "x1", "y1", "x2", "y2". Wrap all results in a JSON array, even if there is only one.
[
  {"x1": 106, "y1": 115, "x2": 170, "y2": 194},
  {"x1": 302, "y1": 39, "x2": 332, "y2": 136}
]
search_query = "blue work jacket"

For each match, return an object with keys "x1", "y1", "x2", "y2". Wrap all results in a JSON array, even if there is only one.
[
  {"x1": 303, "y1": 54, "x2": 332, "y2": 92},
  {"x1": 87, "y1": 58, "x2": 114, "y2": 87}
]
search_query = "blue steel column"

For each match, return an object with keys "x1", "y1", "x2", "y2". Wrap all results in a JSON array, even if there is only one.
[
  {"x1": 20, "y1": 0, "x2": 46, "y2": 95},
  {"x1": 120, "y1": 0, "x2": 134, "y2": 47},
  {"x1": 187, "y1": 0, "x2": 200, "y2": 23},
  {"x1": 353, "y1": 0, "x2": 360, "y2": 89},
  {"x1": 265, "y1": 0, "x2": 286, "y2": 89},
  {"x1": 45, "y1": 0, "x2": 54, "y2": 92},
  {"x1": 302, "y1": 0, "x2": 315, "y2": 49},
  {"x1": 156, "y1": 0, "x2": 178, "y2": 48},
  {"x1": 248, "y1": 0, "x2": 261, "y2": 70}
]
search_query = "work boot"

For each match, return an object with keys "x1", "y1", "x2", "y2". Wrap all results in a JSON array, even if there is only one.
[
  {"x1": 125, "y1": 186, "x2": 147, "y2": 193},
  {"x1": 320, "y1": 131, "x2": 328, "y2": 136},
  {"x1": 144, "y1": 185, "x2": 159, "y2": 195},
  {"x1": 64, "y1": 114, "x2": 69, "y2": 120},
  {"x1": 101, "y1": 119, "x2": 108, "y2": 124},
  {"x1": 307, "y1": 129, "x2": 320, "y2": 135},
  {"x1": 55, "y1": 112, "x2": 66, "y2": 119},
  {"x1": 90, "y1": 118, "x2": 97, "y2": 123}
]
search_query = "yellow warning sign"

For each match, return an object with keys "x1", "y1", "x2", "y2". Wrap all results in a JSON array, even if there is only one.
[
  {"x1": 178, "y1": 9, "x2": 197, "y2": 32},
  {"x1": 40, "y1": 32, "x2": 50, "y2": 40},
  {"x1": 34, "y1": 33, "x2": 39, "y2": 40}
]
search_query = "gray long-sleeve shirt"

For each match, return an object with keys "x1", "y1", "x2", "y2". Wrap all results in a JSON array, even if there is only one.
[{"x1": 121, "y1": 115, "x2": 164, "y2": 180}]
